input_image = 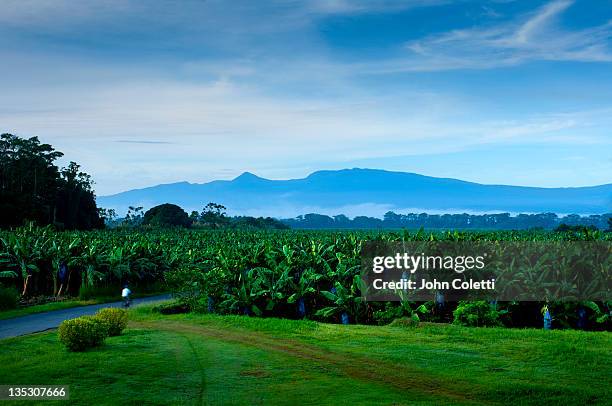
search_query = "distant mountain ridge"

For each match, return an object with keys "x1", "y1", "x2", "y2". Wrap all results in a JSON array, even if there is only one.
[{"x1": 97, "y1": 168, "x2": 612, "y2": 217}]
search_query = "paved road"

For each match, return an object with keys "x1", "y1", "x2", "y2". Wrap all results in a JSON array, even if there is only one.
[{"x1": 0, "y1": 294, "x2": 171, "y2": 339}]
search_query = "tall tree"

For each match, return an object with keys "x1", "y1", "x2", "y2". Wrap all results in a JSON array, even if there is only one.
[
  {"x1": 56, "y1": 162, "x2": 104, "y2": 229},
  {"x1": 0, "y1": 134, "x2": 62, "y2": 226},
  {"x1": 0, "y1": 133, "x2": 103, "y2": 229},
  {"x1": 142, "y1": 203, "x2": 191, "y2": 228}
]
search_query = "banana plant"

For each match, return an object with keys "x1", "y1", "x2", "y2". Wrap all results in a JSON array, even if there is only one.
[
  {"x1": 248, "y1": 266, "x2": 292, "y2": 314},
  {"x1": 49, "y1": 236, "x2": 81, "y2": 296},
  {"x1": 287, "y1": 268, "x2": 321, "y2": 318},
  {"x1": 220, "y1": 277, "x2": 262, "y2": 316},
  {"x1": 107, "y1": 246, "x2": 131, "y2": 286},
  {"x1": 76, "y1": 241, "x2": 107, "y2": 290},
  {"x1": 1, "y1": 234, "x2": 43, "y2": 296},
  {"x1": 316, "y1": 277, "x2": 363, "y2": 324}
]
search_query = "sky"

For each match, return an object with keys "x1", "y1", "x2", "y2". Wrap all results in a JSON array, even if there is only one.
[{"x1": 1, "y1": 0, "x2": 611, "y2": 195}]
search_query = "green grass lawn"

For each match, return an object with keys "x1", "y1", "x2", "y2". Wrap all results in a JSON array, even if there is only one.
[{"x1": 0, "y1": 307, "x2": 610, "y2": 405}]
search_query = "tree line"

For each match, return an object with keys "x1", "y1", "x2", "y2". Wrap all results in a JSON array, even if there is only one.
[
  {"x1": 128, "y1": 205, "x2": 611, "y2": 231},
  {"x1": 111, "y1": 202, "x2": 288, "y2": 230},
  {"x1": 282, "y1": 211, "x2": 612, "y2": 230},
  {"x1": 0, "y1": 134, "x2": 104, "y2": 230}
]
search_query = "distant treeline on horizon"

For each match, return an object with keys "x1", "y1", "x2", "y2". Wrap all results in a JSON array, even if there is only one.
[{"x1": 281, "y1": 212, "x2": 612, "y2": 230}]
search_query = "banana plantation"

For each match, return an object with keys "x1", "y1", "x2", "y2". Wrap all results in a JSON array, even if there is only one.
[{"x1": 1, "y1": 224, "x2": 610, "y2": 329}]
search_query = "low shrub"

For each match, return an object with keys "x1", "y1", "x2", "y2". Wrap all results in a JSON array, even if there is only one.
[
  {"x1": 19, "y1": 295, "x2": 71, "y2": 307},
  {"x1": 0, "y1": 286, "x2": 19, "y2": 310},
  {"x1": 389, "y1": 315, "x2": 420, "y2": 328},
  {"x1": 453, "y1": 301, "x2": 502, "y2": 327},
  {"x1": 374, "y1": 301, "x2": 425, "y2": 325},
  {"x1": 95, "y1": 308, "x2": 128, "y2": 336},
  {"x1": 152, "y1": 302, "x2": 190, "y2": 315},
  {"x1": 58, "y1": 316, "x2": 107, "y2": 351}
]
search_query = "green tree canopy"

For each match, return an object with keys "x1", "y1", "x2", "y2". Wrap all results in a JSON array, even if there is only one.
[
  {"x1": 142, "y1": 203, "x2": 191, "y2": 228},
  {"x1": 0, "y1": 133, "x2": 103, "y2": 229}
]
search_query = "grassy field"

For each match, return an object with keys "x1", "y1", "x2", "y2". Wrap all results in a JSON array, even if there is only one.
[{"x1": 0, "y1": 305, "x2": 610, "y2": 405}]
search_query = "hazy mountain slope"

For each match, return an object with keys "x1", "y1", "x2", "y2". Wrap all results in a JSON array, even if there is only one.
[{"x1": 97, "y1": 169, "x2": 612, "y2": 217}]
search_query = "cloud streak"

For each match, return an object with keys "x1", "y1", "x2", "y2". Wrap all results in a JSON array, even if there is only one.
[
  {"x1": 115, "y1": 140, "x2": 176, "y2": 145},
  {"x1": 370, "y1": 0, "x2": 612, "y2": 72},
  {"x1": 303, "y1": 0, "x2": 450, "y2": 15}
]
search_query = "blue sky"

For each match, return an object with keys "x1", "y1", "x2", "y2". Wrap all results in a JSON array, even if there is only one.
[{"x1": 1, "y1": 0, "x2": 611, "y2": 195}]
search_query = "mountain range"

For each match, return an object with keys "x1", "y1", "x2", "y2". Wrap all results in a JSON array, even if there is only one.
[{"x1": 97, "y1": 169, "x2": 612, "y2": 217}]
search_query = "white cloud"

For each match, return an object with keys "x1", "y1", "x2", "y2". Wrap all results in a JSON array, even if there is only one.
[
  {"x1": 303, "y1": 0, "x2": 448, "y2": 15},
  {"x1": 368, "y1": 0, "x2": 612, "y2": 72}
]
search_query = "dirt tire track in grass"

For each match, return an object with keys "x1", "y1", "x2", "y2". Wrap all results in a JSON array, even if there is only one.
[
  {"x1": 132, "y1": 320, "x2": 490, "y2": 405},
  {"x1": 180, "y1": 333, "x2": 206, "y2": 406}
]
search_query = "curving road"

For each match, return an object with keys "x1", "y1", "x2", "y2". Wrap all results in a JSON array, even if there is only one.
[{"x1": 0, "y1": 294, "x2": 171, "y2": 339}]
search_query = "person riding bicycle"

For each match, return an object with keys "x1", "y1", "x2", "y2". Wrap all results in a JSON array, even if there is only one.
[{"x1": 121, "y1": 284, "x2": 132, "y2": 307}]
